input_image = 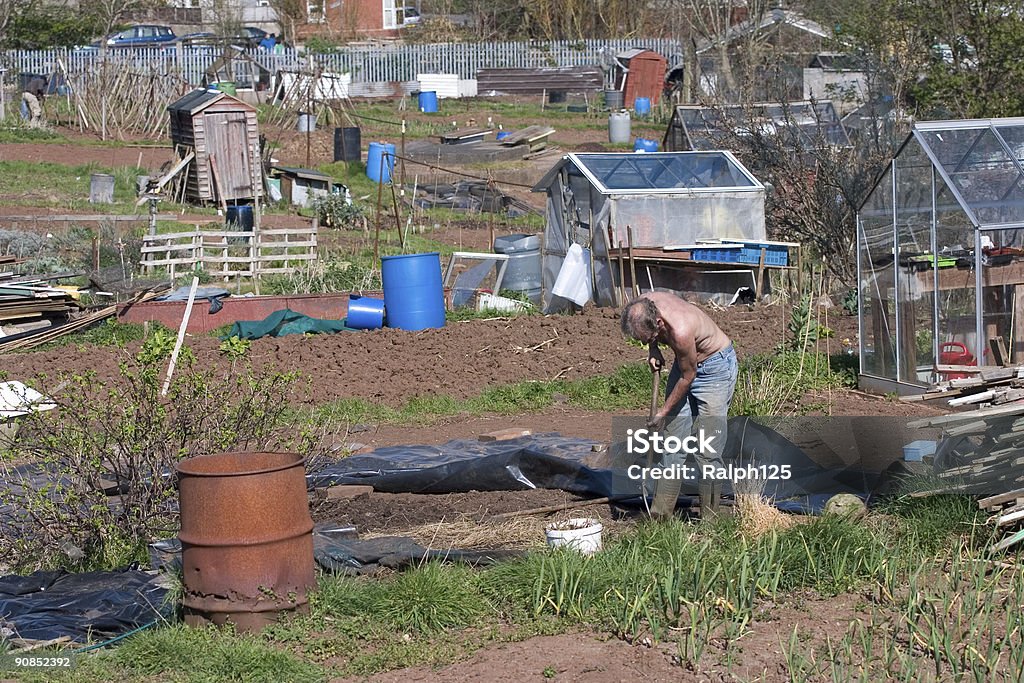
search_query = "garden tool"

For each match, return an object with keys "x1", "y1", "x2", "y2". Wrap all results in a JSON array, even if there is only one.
[{"x1": 648, "y1": 368, "x2": 682, "y2": 520}]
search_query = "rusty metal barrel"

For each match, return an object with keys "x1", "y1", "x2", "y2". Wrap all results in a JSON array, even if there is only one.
[{"x1": 177, "y1": 451, "x2": 315, "y2": 632}]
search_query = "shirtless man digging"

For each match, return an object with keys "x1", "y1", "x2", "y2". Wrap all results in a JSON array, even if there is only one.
[{"x1": 620, "y1": 292, "x2": 739, "y2": 518}]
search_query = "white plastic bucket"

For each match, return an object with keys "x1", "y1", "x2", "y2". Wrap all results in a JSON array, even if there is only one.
[{"x1": 545, "y1": 518, "x2": 603, "y2": 555}]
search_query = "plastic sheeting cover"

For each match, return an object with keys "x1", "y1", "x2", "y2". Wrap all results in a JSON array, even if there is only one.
[
  {"x1": 309, "y1": 421, "x2": 877, "y2": 510},
  {"x1": 0, "y1": 569, "x2": 169, "y2": 643}
]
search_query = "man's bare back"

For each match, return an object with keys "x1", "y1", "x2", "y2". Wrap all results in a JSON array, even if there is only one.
[{"x1": 639, "y1": 291, "x2": 731, "y2": 363}]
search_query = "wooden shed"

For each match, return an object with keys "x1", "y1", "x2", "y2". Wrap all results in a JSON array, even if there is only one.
[
  {"x1": 612, "y1": 49, "x2": 668, "y2": 108},
  {"x1": 167, "y1": 90, "x2": 262, "y2": 206}
]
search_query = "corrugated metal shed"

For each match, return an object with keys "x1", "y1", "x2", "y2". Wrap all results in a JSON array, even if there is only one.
[
  {"x1": 167, "y1": 89, "x2": 262, "y2": 206},
  {"x1": 477, "y1": 66, "x2": 603, "y2": 95}
]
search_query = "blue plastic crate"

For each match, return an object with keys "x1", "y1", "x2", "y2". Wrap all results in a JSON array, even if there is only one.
[
  {"x1": 903, "y1": 440, "x2": 937, "y2": 462},
  {"x1": 725, "y1": 242, "x2": 789, "y2": 266},
  {"x1": 691, "y1": 247, "x2": 743, "y2": 263}
]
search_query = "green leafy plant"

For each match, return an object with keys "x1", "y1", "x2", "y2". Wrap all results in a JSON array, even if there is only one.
[
  {"x1": 219, "y1": 335, "x2": 251, "y2": 359},
  {"x1": 137, "y1": 326, "x2": 179, "y2": 364},
  {"x1": 788, "y1": 295, "x2": 833, "y2": 351},
  {"x1": 313, "y1": 193, "x2": 365, "y2": 230}
]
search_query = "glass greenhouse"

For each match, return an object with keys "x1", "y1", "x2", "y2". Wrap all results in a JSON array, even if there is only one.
[
  {"x1": 857, "y1": 118, "x2": 1024, "y2": 393},
  {"x1": 663, "y1": 101, "x2": 851, "y2": 153},
  {"x1": 532, "y1": 152, "x2": 765, "y2": 313}
]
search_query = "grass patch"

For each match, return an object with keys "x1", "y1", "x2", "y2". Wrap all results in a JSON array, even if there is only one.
[
  {"x1": 314, "y1": 362, "x2": 653, "y2": 426},
  {"x1": 0, "y1": 160, "x2": 147, "y2": 210},
  {"x1": 0, "y1": 127, "x2": 65, "y2": 143},
  {"x1": 30, "y1": 319, "x2": 148, "y2": 353},
  {"x1": 21, "y1": 497, "x2": 994, "y2": 680}
]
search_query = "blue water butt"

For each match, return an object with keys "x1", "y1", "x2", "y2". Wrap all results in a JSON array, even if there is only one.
[
  {"x1": 381, "y1": 252, "x2": 446, "y2": 331},
  {"x1": 366, "y1": 142, "x2": 396, "y2": 183},
  {"x1": 634, "y1": 97, "x2": 651, "y2": 116},
  {"x1": 418, "y1": 91, "x2": 438, "y2": 113},
  {"x1": 346, "y1": 295, "x2": 385, "y2": 330},
  {"x1": 633, "y1": 138, "x2": 658, "y2": 153}
]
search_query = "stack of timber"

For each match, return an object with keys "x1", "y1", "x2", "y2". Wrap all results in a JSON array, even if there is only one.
[
  {"x1": 909, "y1": 403, "x2": 1024, "y2": 550},
  {"x1": 0, "y1": 286, "x2": 168, "y2": 353},
  {"x1": 979, "y1": 489, "x2": 1024, "y2": 551},
  {"x1": 0, "y1": 281, "x2": 81, "y2": 326},
  {"x1": 901, "y1": 366, "x2": 1024, "y2": 407}
]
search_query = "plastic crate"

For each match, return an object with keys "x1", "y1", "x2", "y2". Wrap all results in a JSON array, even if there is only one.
[
  {"x1": 691, "y1": 247, "x2": 743, "y2": 263},
  {"x1": 903, "y1": 440, "x2": 937, "y2": 462},
  {"x1": 723, "y1": 242, "x2": 790, "y2": 266}
]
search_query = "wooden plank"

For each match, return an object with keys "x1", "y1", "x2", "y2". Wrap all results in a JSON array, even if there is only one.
[
  {"x1": 908, "y1": 403, "x2": 1024, "y2": 428},
  {"x1": 978, "y1": 487, "x2": 1024, "y2": 509},
  {"x1": 990, "y1": 336, "x2": 1010, "y2": 367},
  {"x1": 935, "y1": 364, "x2": 984, "y2": 374},
  {"x1": 479, "y1": 428, "x2": 532, "y2": 442}
]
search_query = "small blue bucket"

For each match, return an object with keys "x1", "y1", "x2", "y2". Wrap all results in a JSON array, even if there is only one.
[
  {"x1": 418, "y1": 91, "x2": 438, "y2": 113},
  {"x1": 633, "y1": 138, "x2": 658, "y2": 153},
  {"x1": 346, "y1": 295, "x2": 385, "y2": 330},
  {"x1": 634, "y1": 97, "x2": 651, "y2": 116}
]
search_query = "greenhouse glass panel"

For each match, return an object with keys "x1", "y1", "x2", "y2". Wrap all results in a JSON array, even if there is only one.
[
  {"x1": 574, "y1": 153, "x2": 756, "y2": 192},
  {"x1": 859, "y1": 166, "x2": 896, "y2": 380},
  {"x1": 933, "y1": 177, "x2": 978, "y2": 377},
  {"x1": 976, "y1": 228, "x2": 1024, "y2": 364},
  {"x1": 894, "y1": 141, "x2": 936, "y2": 384},
  {"x1": 993, "y1": 124, "x2": 1024, "y2": 163}
]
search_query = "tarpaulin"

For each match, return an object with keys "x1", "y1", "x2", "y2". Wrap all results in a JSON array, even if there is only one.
[
  {"x1": 309, "y1": 419, "x2": 878, "y2": 511},
  {"x1": 155, "y1": 286, "x2": 230, "y2": 314},
  {"x1": 225, "y1": 308, "x2": 355, "y2": 340},
  {"x1": 0, "y1": 569, "x2": 169, "y2": 643},
  {"x1": 148, "y1": 527, "x2": 522, "y2": 577}
]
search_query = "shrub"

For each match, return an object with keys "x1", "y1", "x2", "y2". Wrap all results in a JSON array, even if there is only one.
[{"x1": 0, "y1": 352, "x2": 302, "y2": 571}]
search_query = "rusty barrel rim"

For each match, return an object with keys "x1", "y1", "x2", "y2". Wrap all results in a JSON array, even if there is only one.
[{"x1": 176, "y1": 451, "x2": 306, "y2": 478}]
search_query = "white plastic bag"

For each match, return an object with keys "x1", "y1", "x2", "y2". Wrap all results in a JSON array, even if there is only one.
[{"x1": 551, "y1": 243, "x2": 592, "y2": 306}]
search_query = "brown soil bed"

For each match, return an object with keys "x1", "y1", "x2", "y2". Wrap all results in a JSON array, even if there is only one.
[
  {"x1": 312, "y1": 488, "x2": 600, "y2": 532},
  {"x1": 0, "y1": 304, "x2": 861, "y2": 408}
]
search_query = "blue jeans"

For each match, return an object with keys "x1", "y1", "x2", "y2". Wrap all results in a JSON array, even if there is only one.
[{"x1": 662, "y1": 345, "x2": 738, "y2": 480}]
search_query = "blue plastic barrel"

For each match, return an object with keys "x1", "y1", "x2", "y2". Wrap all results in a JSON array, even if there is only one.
[
  {"x1": 418, "y1": 91, "x2": 438, "y2": 113},
  {"x1": 366, "y1": 142, "x2": 396, "y2": 183},
  {"x1": 634, "y1": 97, "x2": 651, "y2": 116},
  {"x1": 633, "y1": 138, "x2": 658, "y2": 153},
  {"x1": 381, "y1": 252, "x2": 446, "y2": 331},
  {"x1": 346, "y1": 295, "x2": 385, "y2": 330}
]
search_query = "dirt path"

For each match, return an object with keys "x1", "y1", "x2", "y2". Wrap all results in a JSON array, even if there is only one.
[{"x1": 0, "y1": 141, "x2": 174, "y2": 171}]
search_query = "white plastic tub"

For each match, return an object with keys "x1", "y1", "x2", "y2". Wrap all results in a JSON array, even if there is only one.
[{"x1": 545, "y1": 518, "x2": 603, "y2": 555}]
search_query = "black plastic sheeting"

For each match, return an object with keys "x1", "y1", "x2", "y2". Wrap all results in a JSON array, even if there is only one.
[
  {"x1": 0, "y1": 569, "x2": 170, "y2": 643},
  {"x1": 309, "y1": 420, "x2": 877, "y2": 514},
  {"x1": 148, "y1": 526, "x2": 523, "y2": 577}
]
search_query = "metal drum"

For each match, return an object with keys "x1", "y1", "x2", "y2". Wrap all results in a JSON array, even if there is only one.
[{"x1": 177, "y1": 451, "x2": 315, "y2": 632}]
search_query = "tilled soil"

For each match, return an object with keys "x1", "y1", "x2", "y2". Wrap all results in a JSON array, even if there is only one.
[
  {"x1": 0, "y1": 304, "x2": 859, "y2": 407},
  {"x1": 312, "y1": 488, "x2": 596, "y2": 532}
]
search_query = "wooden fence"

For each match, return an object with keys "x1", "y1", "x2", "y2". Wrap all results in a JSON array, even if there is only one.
[
  {"x1": 4, "y1": 39, "x2": 682, "y2": 86},
  {"x1": 140, "y1": 224, "x2": 317, "y2": 281}
]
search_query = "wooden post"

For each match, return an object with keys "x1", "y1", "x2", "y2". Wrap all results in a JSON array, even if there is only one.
[
  {"x1": 161, "y1": 276, "x2": 199, "y2": 396},
  {"x1": 617, "y1": 239, "x2": 627, "y2": 305},
  {"x1": 626, "y1": 225, "x2": 639, "y2": 298},
  {"x1": 755, "y1": 246, "x2": 767, "y2": 301},
  {"x1": 389, "y1": 179, "x2": 404, "y2": 250}
]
